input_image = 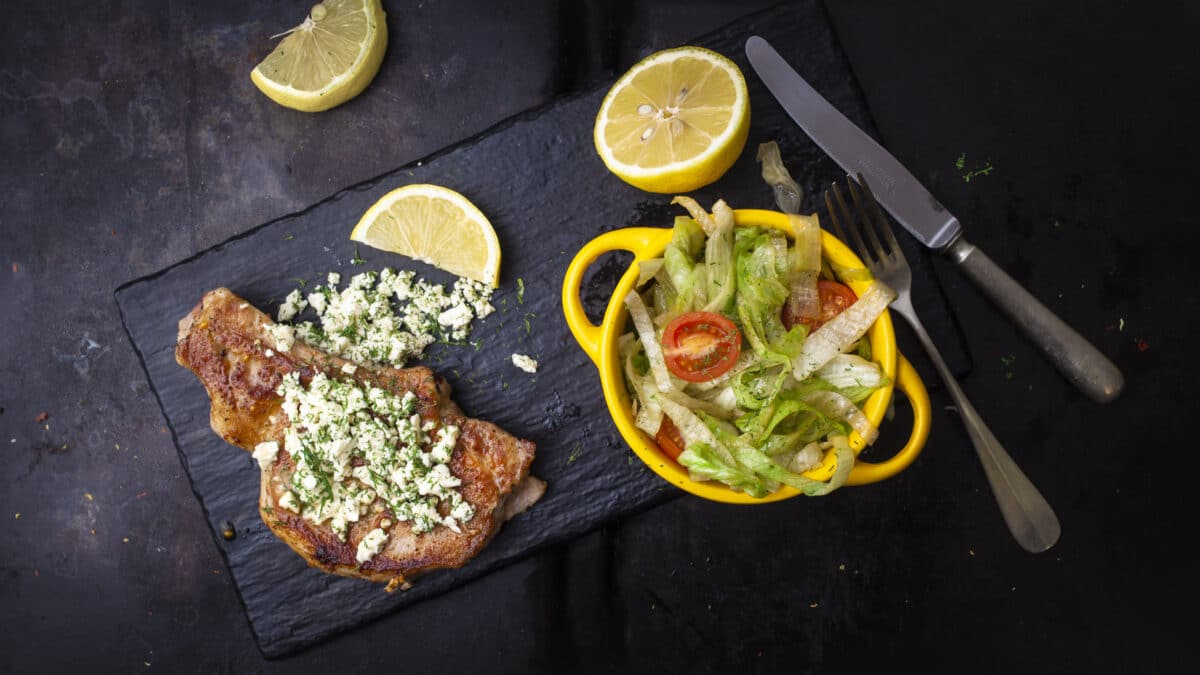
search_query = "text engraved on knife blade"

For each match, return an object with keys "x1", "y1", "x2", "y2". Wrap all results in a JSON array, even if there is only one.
[{"x1": 855, "y1": 156, "x2": 896, "y2": 195}]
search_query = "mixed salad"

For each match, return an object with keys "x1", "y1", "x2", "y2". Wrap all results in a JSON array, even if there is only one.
[{"x1": 621, "y1": 197, "x2": 897, "y2": 497}]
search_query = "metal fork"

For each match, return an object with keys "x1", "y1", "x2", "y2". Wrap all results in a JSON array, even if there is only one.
[{"x1": 825, "y1": 174, "x2": 1061, "y2": 553}]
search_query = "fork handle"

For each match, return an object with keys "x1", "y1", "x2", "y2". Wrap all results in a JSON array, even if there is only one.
[
  {"x1": 893, "y1": 299, "x2": 1062, "y2": 553},
  {"x1": 943, "y1": 236, "x2": 1124, "y2": 403}
]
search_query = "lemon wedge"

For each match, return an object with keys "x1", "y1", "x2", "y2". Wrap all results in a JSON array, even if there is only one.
[
  {"x1": 351, "y1": 185, "x2": 501, "y2": 287},
  {"x1": 594, "y1": 46, "x2": 750, "y2": 194},
  {"x1": 251, "y1": 0, "x2": 387, "y2": 112}
]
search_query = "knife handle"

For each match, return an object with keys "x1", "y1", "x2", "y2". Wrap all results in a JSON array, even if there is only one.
[{"x1": 944, "y1": 237, "x2": 1124, "y2": 403}]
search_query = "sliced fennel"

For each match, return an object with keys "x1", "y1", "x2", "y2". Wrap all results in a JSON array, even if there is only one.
[
  {"x1": 636, "y1": 258, "x2": 664, "y2": 287},
  {"x1": 787, "y1": 213, "x2": 823, "y2": 325},
  {"x1": 701, "y1": 203, "x2": 737, "y2": 315},
  {"x1": 815, "y1": 354, "x2": 889, "y2": 403},
  {"x1": 621, "y1": 333, "x2": 663, "y2": 435},
  {"x1": 802, "y1": 390, "x2": 878, "y2": 445},
  {"x1": 792, "y1": 281, "x2": 896, "y2": 382},
  {"x1": 756, "y1": 140, "x2": 803, "y2": 214}
]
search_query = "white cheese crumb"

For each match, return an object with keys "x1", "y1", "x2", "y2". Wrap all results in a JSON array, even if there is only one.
[
  {"x1": 277, "y1": 289, "x2": 307, "y2": 322},
  {"x1": 278, "y1": 491, "x2": 300, "y2": 513},
  {"x1": 252, "y1": 441, "x2": 279, "y2": 469},
  {"x1": 341, "y1": 363, "x2": 358, "y2": 375},
  {"x1": 273, "y1": 268, "x2": 494, "y2": 369},
  {"x1": 437, "y1": 303, "x2": 473, "y2": 331},
  {"x1": 266, "y1": 324, "x2": 295, "y2": 352},
  {"x1": 264, "y1": 349, "x2": 274, "y2": 357},
  {"x1": 356, "y1": 527, "x2": 388, "y2": 564},
  {"x1": 511, "y1": 353, "x2": 539, "y2": 373}
]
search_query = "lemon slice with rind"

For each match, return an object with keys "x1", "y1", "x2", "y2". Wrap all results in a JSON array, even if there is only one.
[
  {"x1": 251, "y1": 0, "x2": 387, "y2": 112},
  {"x1": 351, "y1": 184, "x2": 501, "y2": 287},
  {"x1": 594, "y1": 46, "x2": 750, "y2": 193}
]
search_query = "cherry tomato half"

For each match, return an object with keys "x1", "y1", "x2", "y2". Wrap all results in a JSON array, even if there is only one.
[
  {"x1": 660, "y1": 311, "x2": 742, "y2": 382},
  {"x1": 655, "y1": 417, "x2": 686, "y2": 461},
  {"x1": 782, "y1": 280, "x2": 859, "y2": 331}
]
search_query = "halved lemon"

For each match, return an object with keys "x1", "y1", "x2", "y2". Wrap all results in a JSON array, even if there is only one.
[
  {"x1": 351, "y1": 185, "x2": 501, "y2": 287},
  {"x1": 251, "y1": 0, "x2": 387, "y2": 113},
  {"x1": 594, "y1": 46, "x2": 750, "y2": 194}
]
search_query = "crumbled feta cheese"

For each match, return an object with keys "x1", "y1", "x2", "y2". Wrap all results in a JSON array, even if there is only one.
[
  {"x1": 438, "y1": 303, "x2": 473, "y2": 331},
  {"x1": 341, "y1": 363, "x2": 358, "y2": 375},
  {"x1": 511, "y1": 353, "x2": 538, "y2": 373},
  {"x1": 356, "y1": 527, "x2": 389, "y2": 563},
  {"x1": 278, "y1": 491, "x2": 300, "y2": 513},
  {"x1": 277, "y1": 289, "x2": 308, "y2": 322},
  {"x1": 275, "y1": 372, "x2": 475, "y2": 539},
  {"x1": 252, "y1": 441, "x2": 279, "y2": 469},
  {"x1": 264, "y1": 349, "x2": 274, "y2": 357},
  {"x1": 266, "y1": 324, "x2": 295, "y2": 352},
  {"x1": 273, "y1": 268, "x2": 494, "y2": 369}
]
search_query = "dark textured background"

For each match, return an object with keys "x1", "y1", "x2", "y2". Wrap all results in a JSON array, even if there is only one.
[
  {"x1": 2, "y1": 1, "x2": 1195, "y2": 673},
  {"x1": 114, "y1": 3, "x2": 967, "y2": 657}
]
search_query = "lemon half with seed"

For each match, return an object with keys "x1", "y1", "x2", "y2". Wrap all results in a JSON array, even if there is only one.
[
  {"x1": 594, "y1": 46, "x2": 750, "y2": 193},
  {"x1": 251, "y1": 0, "x2": 387, "y2": 112},
  {"x1": 351, "y1": 185, "x2": 502, "y2": 287}
]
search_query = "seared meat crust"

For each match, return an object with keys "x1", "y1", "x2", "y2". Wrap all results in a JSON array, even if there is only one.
[{"x1": 176, "y1": 288, "x2": 544, "y2": 589}]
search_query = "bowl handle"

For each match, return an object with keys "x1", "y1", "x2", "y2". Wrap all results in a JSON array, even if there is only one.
[
  {"x1": 846, "y1": 354, "x2": 932, "y2": 485},
  {"x1": 562, "y1": 228, "x2": 665, "y2": 368}
]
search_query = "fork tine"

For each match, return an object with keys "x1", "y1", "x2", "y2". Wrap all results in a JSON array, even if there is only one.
[
  {"x1": 856, "y1": 173, "x2": 904, "y2": 259},
  {"x1": 829, "y1": 182, "x2": 873, "y2": 264},
  {"x1": 845, "y1": 177, "x2": 888, "y2": 264},
  {"x1": 822, "y1": 189, "x2": 852, "y2": 248}
]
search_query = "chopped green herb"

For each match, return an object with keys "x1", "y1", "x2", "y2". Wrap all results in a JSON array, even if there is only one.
[
  {"x1": 955, "y1": 153, "x2": 993, "y2": 182},
  {"x1": 567, "y1": 443, "x2": 582, "y2": 465},
  {"x1": 516, "y1": 278, "x2": 525, "y2": 304},
  {"x1": 962, "y1": 163, "x2": 994, "y2": 183},
  {"x1": 1000, "y1": 355, "x2": 1016, "y2": 367},
  {"x1": 350, "y1": 245, "x2": 366, "y2": 265},
  {"x1": 284, "y1": 234, "x2": 295, "y2": 241},
  {"x1": 1118, "y1": 318, "x2": 1125, "y2": 332}
]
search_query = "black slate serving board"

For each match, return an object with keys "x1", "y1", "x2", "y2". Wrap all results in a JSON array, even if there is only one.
[{"x1": 115, "y1": 0, "x2": 970, "y2": 658}]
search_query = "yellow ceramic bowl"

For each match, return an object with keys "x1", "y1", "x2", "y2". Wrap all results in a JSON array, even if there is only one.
[{"x1": 562, "y1": 209, "x2": 931, "y2": 504}]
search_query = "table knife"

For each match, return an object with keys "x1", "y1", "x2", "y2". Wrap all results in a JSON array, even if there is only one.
[{"x1": 745, "y1": 36, "x2": 1124, "y2": 403}]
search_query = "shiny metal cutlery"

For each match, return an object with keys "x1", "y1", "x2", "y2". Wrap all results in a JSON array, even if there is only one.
[
  {"x1": 745, "y1": 35, "x2": 1124, "y2": 404},
  {"x1": 828, "y1": 175, "x2": 1061, "y2": 553}
]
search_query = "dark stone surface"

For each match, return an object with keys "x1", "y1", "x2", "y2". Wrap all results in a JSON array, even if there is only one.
[{"x1": 2, "y1": 0, "x2": 1196, "y2": 673}]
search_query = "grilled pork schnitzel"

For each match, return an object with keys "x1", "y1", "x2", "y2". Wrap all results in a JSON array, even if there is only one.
[{"x1": 176, "y1": 288, "x2": 544, "y2": 591}]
